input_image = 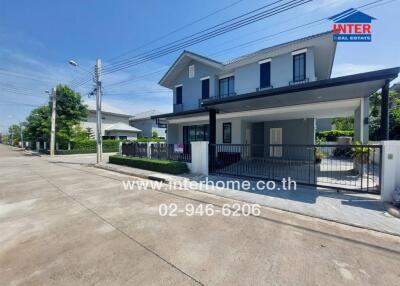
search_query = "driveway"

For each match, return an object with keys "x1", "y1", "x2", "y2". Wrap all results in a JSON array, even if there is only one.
[{"x1": 1, "y1": 144, "x2": 400, "y2": 285}]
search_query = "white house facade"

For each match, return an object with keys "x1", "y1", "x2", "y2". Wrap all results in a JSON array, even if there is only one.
[{"x1": 81, "y1": 102, "x2": 141, "y2": 140}]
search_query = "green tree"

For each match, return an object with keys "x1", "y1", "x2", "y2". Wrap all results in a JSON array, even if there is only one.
[
  {"x1": 53, "y1": 85, "x2": 88, "y2": 145},
  {"x1": 332, "y1": 117, "x2": 354, "y2": 131},
  {"x1": 23, "y1": 85, "x2": 88, "y2": 147},
  {"x1": 24, "y1": 105, "x2": 51, "y2": 142},
  {"x1": 8, "y1": 124, "x2": 21, "y2": 145},
  {"x1": 369, "y1": 90, "x2": 400, "y2": 140},
  {"x1": 152, "y1": 130, "x2": 158, "y2": 138}
]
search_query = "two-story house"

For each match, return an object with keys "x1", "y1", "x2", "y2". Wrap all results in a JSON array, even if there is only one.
[{"x1": 152, "y1": 31, "x2": 399, "y2": 150}]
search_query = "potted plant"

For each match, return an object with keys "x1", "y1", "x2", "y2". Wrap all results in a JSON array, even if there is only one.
[
  {"x1": 315, "y1": 148, "x2": 324, "y2": 164},
  {"x1": 352, "y1": 141, "x2": 370, "y2": 175}
]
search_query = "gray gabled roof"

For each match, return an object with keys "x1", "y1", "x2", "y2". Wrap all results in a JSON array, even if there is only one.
[
  {"x1": 158, "y1": 50, "x2": 224, "y2": 88},
  {"x1": 159, "y1": 31, "x2": 335, "y2": 89},
  {"x1": 224, "y1": 30, "x2": 333, "y2": 66},
  {"x1": 105, "y1": 122, "x2": 141, "y2": 132}
]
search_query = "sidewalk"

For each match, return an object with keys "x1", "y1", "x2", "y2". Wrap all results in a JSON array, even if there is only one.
[{"x1": 95, "y1": 162, "x2": 400, "y2": 236}]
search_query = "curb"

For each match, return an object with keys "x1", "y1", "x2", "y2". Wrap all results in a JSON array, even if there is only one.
[
  {"x1": 93, "y1": 163, "x2": 169, "y2": 183},
  {"x1": 92, "y1": 163, "x2": 400, "y2": 238},
  {"x1": 384, "y1": 202, "x2": 400, "y2": 219}
]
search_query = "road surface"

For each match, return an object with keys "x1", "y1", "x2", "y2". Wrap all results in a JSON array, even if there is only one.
[{"x1": 1, "y1": 144, "x2": 400, "y2": 285}]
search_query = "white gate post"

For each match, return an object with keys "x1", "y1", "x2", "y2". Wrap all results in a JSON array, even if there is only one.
[
  {"x1": 380, "y1": 141, "x2": 400, "y2": 202},
  {"x1": 190, "y1": 141, "x2": 209, "y2": 175},
  {"x1": 36, "y1": 141, "x2": 40, "y2": 151},
  {"x1": 44, "y1": 142, "x2": 47, "y2": 150},
  {"x1": 147, "y1": 142, "x2": 152, "y2": 159},
  {"x1": 119, "y1": 141, "x2": 123, "y2": 155}
]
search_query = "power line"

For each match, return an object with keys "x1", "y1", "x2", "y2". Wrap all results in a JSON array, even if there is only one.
[
  {"x1": 71, "y1": 0, "x2": 393, "y2": 90},
  {"x1": 72, "y1": 0, "x2": 311, "y2": 89},
  {"x1": 105, "y1": 0, "x2": 246, "y2": 65},
  {"x1": 102, "y1": 0, "x2": 311, "y2": 74}
]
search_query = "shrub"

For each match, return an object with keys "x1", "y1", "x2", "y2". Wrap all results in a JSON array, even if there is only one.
[
  {"x1": 136, "y1": 137, "x2": 165, "y2": 143},
  {"x1": 55, "y1": 147, "x2": 118, "y2": 155},
  {"x1": 72, "y1": 139, "x2": 120, "y2": 150},
  {"x1": 316, "y1": 130, "x2": 354, "y2": 142},
  {"x1": 109, "y1": 155, "x2": 188, "y2": 174}
]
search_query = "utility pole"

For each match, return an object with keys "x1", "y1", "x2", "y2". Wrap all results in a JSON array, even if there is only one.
[
  {"x1": 20, "y1": 122, "x2": 24, "y2": 149},
  {"x1": 50, "y1": 87, "x2": 57, "y2": 156},
  {"x1": 11, "y1": 130, "x2": 13, "y2": 146},
  {"x1": 95, "y1": 59, "x2": 102, "y2": 163}
]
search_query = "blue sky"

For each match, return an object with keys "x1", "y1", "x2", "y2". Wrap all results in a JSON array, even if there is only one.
[{"x1": 1, "y1": 0, "x2": 399, "y2": 133}]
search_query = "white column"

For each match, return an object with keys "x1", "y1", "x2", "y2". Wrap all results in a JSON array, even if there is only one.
[
  {"x1": 190, "y1": 141, "x2": 209, "y2": 175},
  {"x1": 36, "y1": 142, "x2": 40, "y2": 151},
  {"x1": 380, "y1": 141, "x2": 400, "y2": 201},
  {"x1": 44, "y1": 142, "x2": 47, "y2": 150}
]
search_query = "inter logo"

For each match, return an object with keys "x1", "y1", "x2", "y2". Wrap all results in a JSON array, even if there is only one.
[{"x1": 329, "y1": 8, "x2": 376, "y2": 42}]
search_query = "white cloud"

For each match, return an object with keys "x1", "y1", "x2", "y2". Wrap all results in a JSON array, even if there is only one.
[
  {"x1": 331, "y1": 63, "x2": 386, "y2": 77},
  {"x1": 0, "y1": 48, "x2": 172, "y2": 132}
]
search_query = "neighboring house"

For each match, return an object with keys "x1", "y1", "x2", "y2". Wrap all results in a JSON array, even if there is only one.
[
  {"x1": 153, "y1": 31, "x2": 399, "y2": 147},
  {"x1": 129, "y1": 110, "x2": 167, "y2": 139},
  {"x1": 81, "y1": 101, "x2": 141, "y2": 140},
  {"x1": 391, "y1": 83, "x2": 400, "y2": 93}
]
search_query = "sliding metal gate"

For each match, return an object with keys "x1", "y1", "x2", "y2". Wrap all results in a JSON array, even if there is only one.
[{"x1": 209, "y1": 144, "x2": 382, "y2": 193}]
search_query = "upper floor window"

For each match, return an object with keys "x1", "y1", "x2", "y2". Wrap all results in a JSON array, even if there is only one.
[
  {"x1": 176, "y1": 85, "x2": 182, "y2": 104},
  {"x1": 201, "y1": 77, "x2": 210, "y2": 99},
  {"x1": 189, "y1": 65, "x2": 195, "y2": 78},
  {"x1": 259, "y1": 60, "x2": 271, "y2": 88},
  {"x1": 219, "y1": 76, "x2": 234, "y2": 97},
  {"x1": 293, "y1": 53, "x2": 306, "y2": 82}
]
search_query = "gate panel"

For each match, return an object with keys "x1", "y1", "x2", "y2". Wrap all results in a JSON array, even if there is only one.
[{"x1": 209, "y1": 144, "x2": 382, "y2": 193}]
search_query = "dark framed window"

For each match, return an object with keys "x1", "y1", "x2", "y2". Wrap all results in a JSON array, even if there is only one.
[
  {"x1": 223, "y1": 123, "x2": 232, "y2": 143},
  {"x1": 183, "y1": 124, "x2": 209, "y2": 143},
  {"x1": 176, "y1": 86, "x2": 182, "y2": 104},
  {"x1": 260, "y1": 61, "x2": 271, "y2": 88},
  {"x1": 293, "y1": 53, "x2": 306, "y2": 82},
  {"x1": 201, "y1": 78, "x2": 210, "y2": 99},
  {"x1": 219, "y1": 76, "x2": 234, "y2": 97}
]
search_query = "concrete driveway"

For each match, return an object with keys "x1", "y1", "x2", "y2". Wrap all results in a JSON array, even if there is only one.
[{"x1": 1, "y1": 144, "x2": 400, "y2": 285}]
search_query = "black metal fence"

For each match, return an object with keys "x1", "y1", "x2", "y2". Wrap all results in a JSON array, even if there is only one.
[
  {"x1": 209, "y1": 144, "x2": 382, "y2": 193},
  {"x1": 121, "y1": 142, "x2": 191, "y2": 162}
]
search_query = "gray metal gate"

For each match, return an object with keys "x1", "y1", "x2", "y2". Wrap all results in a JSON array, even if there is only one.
[{"x1": 209, "y1": 144, "x2": 382, "y2": 193}]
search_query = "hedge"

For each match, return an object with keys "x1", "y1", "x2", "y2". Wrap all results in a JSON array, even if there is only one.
[
  {"x1": 72, "y1": 139, "x2": 120, "y2": 150},
  {"x1": 316, "y1": 130, "x2": 354, "y2": 142},
  {"x1": 109, "y1": 155, "x2": 188, "y2": 174},
  {"x1": 55, "y1": 148, "x2": 118, "y2": 155}
]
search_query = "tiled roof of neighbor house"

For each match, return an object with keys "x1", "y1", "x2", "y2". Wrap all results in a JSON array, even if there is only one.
[
  {"x1": 84, "y1": 101, "x2": 132, "y2": 116},
  {"x1": 130, "y1": 110, "x2": 162, "y2": 120},
  {"x1": 105, "y1": 122, "x2": 141, "y2": 132}
]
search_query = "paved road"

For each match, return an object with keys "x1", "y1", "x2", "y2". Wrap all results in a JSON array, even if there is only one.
[{"x1": 1, "y1": 144, "x2": 400, "y2": 285}]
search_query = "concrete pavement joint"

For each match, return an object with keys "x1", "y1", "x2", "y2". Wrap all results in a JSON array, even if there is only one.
[{"x1": 28, "y1": 167, "x2": 205, "y2": 286}]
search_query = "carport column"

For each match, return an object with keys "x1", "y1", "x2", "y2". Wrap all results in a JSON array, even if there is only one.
[
  {"x1": 209, "y1": 109, "x2": 217, "y2": 144},
  {"x1": 380, "y1": 140, "x2": 400, "y2": 202},
  {"x1": 381, "y1": 80, "x2": 390, "y2": 140},
  {"x1": 190, "y1": 141, "x2": 209, "y2": 175}
]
